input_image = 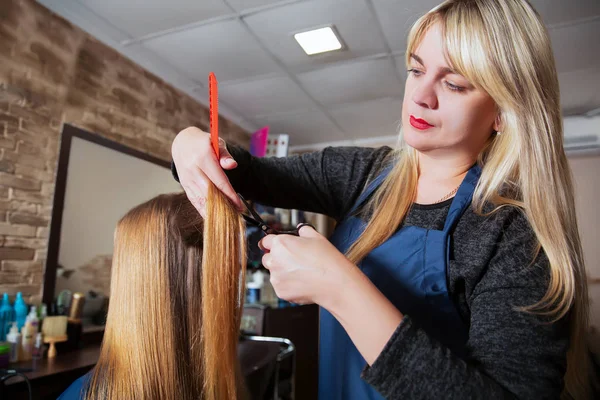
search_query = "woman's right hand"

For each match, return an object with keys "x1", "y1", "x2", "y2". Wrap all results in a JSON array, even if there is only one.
[{"x1": 171, "y1": 126, "x2": 243, "y2": 217}]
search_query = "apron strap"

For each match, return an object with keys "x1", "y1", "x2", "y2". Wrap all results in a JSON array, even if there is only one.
[
  {"x1": 348, "y1": 164, "x2": 395, "y2": 216},
  {"x1": 442, "y1": 164, "x2": 482, "y2": 233}
]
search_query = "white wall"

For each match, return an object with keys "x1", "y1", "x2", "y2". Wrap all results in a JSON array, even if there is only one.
[{"x1": 569, "y1": 155, "x2": 600, "y2": 336}]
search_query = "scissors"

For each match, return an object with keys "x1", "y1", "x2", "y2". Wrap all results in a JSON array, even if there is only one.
[{"x1": 238, "y1": 193, "x2": 315, "y2": 236}]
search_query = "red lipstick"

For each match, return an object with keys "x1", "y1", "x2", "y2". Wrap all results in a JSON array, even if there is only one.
[{"x1": 410, "y1": 115, "x2": 434, "y2": 130}]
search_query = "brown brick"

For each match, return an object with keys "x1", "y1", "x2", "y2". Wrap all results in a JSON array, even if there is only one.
[
  {"x1": 72, "y1": 69, "x2": 103, "y2": 93},
  {"x1": 0, "y1": 171, "x2": 41, "y2": 191},
  {"x1": 2, "y1": 149, "x2": 47, "y2": 169},
  {"x1": 34, "y1": 10, "x2": 78, "y2": 51},
  {"x1": 16, "y1": 141, "x2": 41, "y2": 156},
  {"x1": 40, "y1": 182, "x2": 53, "y2": 196},
  {"x1": 0, "y1": 199, "x2": 36, "y2": 214},
  {"x1": 0, "y1": 85, "x2": 26, "y2": 111},
  {"x1": 0, "y1": 0, "x2": 22, "y2": 31},
  {"x1": 0, "y1": 135, "x2": 15, "y2": 149},
  {"x1": 76, "y1": 47, "x2": 107, "y2": 79},
  {"x1": 117, "y1": 71, "x2": 145, "y2": 94},
  {"x1": 0, "y1": 247, "x2": 35, "y2": 260},
  {"x1": 14, "y1": 164, "x2": 53, "y2": 182},
  {"x1": 4, "y1": 237, "x2": 47, "y2": 249},
  {"x1": 0, "y1": 159, "x2": 14, "y2": 173},
  {"x1": 36, "y1": 227, "x2": 49, "y2": 238},
  {"x1": 81, "y1": 109, "x2": 113, "y2": 133},
  {"x1": 11, "y1": 189, "x2": 50, "y2": 205},
  {"x1": 0, "y1": 25, "x2": 17, "y2": 56},
  {"x1": 29, "y1": 272, "x2": 44, "y2": 285},
  {"x1": 110, "y1": 88, "x2": 147, "y2": 119},
  {"x1": 29, "y1": 42, "x2": 68, "y2": 73},
  {"x1": 34, "y1": 249, "x2": 46, "y2": 261},
  {"x1": 0, "y1": 222, "x2": 36, "y2": 237},
  {"x1": 9, "y1": 213, "x2": 48, "y2": 227},
  {"x1": 10, "y1": 104, "x2": 51, "y2": 129},
  {"x1": 12, "y1": 75, "x2": 65, "y2": 111},
  {"x1": 0, "y1": 285, "x2": 39, "y2": 296},
  {"x1": 38, "y1": 204, "x2": 52, "y2": 217},
  {"x1": 17, "y1": 127, "x2": 50, "y2": 145},
  {"x1": 0, "y1": 113, "x2": 19, "y2": 134},
  {"x1": 1, "y1": 260, "x2": 43, "y2": 273},
  {"x1": 0, "y1": 272, "x2": 28, "y2": 284},
  {"x1": 0, "y1": 187, "x2": 8, "y2": 198}
]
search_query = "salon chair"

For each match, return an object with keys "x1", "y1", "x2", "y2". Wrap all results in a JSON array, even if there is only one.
[{"x1": 239, "y1": 335, "x2": 296, "y2": 400}]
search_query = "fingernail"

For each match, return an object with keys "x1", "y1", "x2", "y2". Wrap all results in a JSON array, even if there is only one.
[{"x1": 225, "y1": 158, "x2": 237, "y2": 167}]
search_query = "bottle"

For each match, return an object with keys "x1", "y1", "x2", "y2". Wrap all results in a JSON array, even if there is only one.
[
  {"x1": 27, "y1": 305, "x2": 39, "y2": 332},
  {"x1": 14, "y1": 292, "x2": 28, "y2": 330},
  {"x1": 6, "y1": 322, "x2": 21, "y2": 363},
  {"x1": 20, "y1": 321, "x2": 34, "y2": 361},
  {"x1": 32, "y1": 332, "x2": 44, "y2": 360},
  {"x1": 39, "y1": 304, "x2": 48, "y2": 323},
  {"x1": 0, "y1": 293, "x2": 14, "y2": 341}
]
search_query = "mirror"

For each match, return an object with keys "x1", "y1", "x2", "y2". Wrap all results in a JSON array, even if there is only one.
[{"x1": 43, "y1": 124, "x2": 182, "y2": 329}]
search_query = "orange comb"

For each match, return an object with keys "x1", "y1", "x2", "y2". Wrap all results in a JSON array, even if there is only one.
[{"x1": 209, "y1": 72, "x2": 219, "y2": 158}]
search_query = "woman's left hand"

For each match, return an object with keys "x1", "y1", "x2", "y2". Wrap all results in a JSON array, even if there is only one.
[{"x1": 259, "y1": 225, "x2": 354, "y2": 308}]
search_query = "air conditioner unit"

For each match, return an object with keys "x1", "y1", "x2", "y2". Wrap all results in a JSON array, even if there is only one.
[{"x1": 563, "y1": 114, "x2": 600, "y2": 155}]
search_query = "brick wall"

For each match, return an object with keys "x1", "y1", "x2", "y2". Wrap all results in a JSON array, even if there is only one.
[{"x1": 0, "y1": 0, "x2": 250, "y2": 303}]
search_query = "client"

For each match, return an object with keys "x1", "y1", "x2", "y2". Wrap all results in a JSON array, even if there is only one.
[{"x1": 59, "y1": 186, "x2": 247, "y2": 400}]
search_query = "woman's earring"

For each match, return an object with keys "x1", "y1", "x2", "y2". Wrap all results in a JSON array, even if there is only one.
[{"x1": 495, "y1": 130, "x2": 502, "y2": 135}]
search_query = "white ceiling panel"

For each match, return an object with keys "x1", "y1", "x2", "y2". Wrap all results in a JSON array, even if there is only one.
[
  {"x1": 79, "y1": 0, "x2": 233, "y2": 39},
  {"x1": 143, "y1": 19, "x2": 282, "y2": 83},
  {"x1": 226, "y1": 0, "x2": 291, "y2": 13},
  {"x1": 39, "y1": 0, "x2": 600, "y2": 151},
  {"x1": 550, "y1": 18, "x2": 600, "y2": 73},
  {"x1": 219, "y1": 75, "x2": 315, "y2": 118},
  {"x1": 244, "y1": 0, "x2": 387, "y2": 70},
  {"x1": 329, "y1": 97, "x2": 403, "y2": 139},
  {"x1": 559, "y1": 68, "x2": 600, "y2": 115},
  {"x1": 253, "y1": 110, "x2": 346, "y2": 146},
  {"x1": 530, "y1": 0, "x2": 600, "y2": 27},
  {"x1": 372, "y1": 0, "x2": 442, "y2": 52},
  {"x1": 298, "y1": 57, "x2": 404, "y2": 106}
]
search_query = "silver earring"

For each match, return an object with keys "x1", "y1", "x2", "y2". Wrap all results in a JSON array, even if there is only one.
[{"x1": 496, "y1": 131, "x2": 502, "y2": 135}]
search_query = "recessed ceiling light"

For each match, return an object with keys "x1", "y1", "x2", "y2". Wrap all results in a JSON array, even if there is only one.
[{"x1": 294, "y1": 26, "x2": 344, "y2": 56}]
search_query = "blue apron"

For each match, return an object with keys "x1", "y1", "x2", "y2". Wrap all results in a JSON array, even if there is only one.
[{"x1": 318, "y1": 164, "x2": 482, "y2": 399}]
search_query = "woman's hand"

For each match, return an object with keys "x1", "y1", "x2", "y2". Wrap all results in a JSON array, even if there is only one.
[
  {"x1": 171, "y1": 126, "x2": 243, "y2": 217},
  {"x1": 259, "y1": 225, "x2": 354, "y2": 308},
  {"x1": 261, "y1": 225, "x2": 403, "y2": 365}
]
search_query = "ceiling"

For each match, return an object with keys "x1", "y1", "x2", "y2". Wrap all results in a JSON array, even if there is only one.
[{"x1": 38, "y1": 0, "x2": 600, "y2": 151}]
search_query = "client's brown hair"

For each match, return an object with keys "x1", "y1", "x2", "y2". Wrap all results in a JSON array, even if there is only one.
[{"x1": 84, "y1": 186, "x2": 246, "y2": 400}]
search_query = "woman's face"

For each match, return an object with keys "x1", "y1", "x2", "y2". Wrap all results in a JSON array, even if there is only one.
[{"x1": 402, "y1": 23, "x2": 499, "y2": 158}]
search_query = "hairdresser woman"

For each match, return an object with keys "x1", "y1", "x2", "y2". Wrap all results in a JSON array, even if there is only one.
[{"x1": 171, "y1": 1, "x2": 594, "y2": 399}]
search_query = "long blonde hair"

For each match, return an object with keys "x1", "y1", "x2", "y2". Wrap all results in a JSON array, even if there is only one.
[
  {"x1": 346, "y1": 0, "x2": 593, "y2": 397},
  {"x1": 84, "y1": 187, "x2": 246, "y2": 400}
]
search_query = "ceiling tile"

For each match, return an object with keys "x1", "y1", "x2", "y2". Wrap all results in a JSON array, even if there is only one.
[
  {"x1": 530, "y1": 0, "x2": 600, "y2": 27},
  {"x1": 80, "y1": 0, "x2": 233, "y2": 38},
  {"x1": 244, "y1": 0, "x2": 387, "y2": 69},
  {"x1": 227, "y1": 0, "x2": 289, "y2": 13},
  {"x1": 559, "y1": 68, "x2": 600, "y2": 115},
  {"x1": 329, "y1": 98, "x2": 403, "y2": 139},
  {"x1": 298, "y1": 58, "x2": 403, "y2": 106},
  {"x1": 550, "y1": 18, "x2": 600, "y2": 73},
  {"x1": 219, "y1": 76, "x2": 315, "y2": 118},
  {"x1": 371, "y1": 0, "x2": 441, "y2": 52},
  {"x1": 143, "y1": 19, "x2": 282, "y2": 83},
  {"x1": 394, "y1": 54, "x2": 409, "y2": 80},
  {"x1": 253, "y1": 110, "x2": 346, "y2": 146}
]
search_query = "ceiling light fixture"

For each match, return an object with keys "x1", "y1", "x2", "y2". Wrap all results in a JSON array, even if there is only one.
[{"x1": 294, "y1": 26, "x2": 344, "y2": 56}]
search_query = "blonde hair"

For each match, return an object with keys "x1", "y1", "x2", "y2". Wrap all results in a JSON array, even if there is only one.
[
  {"x1": 84, "y1": 187, "x2": 246, "y2": 400},
  {"x1": 346, "y1": 0, "x2": 593, "y2": 397}
]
